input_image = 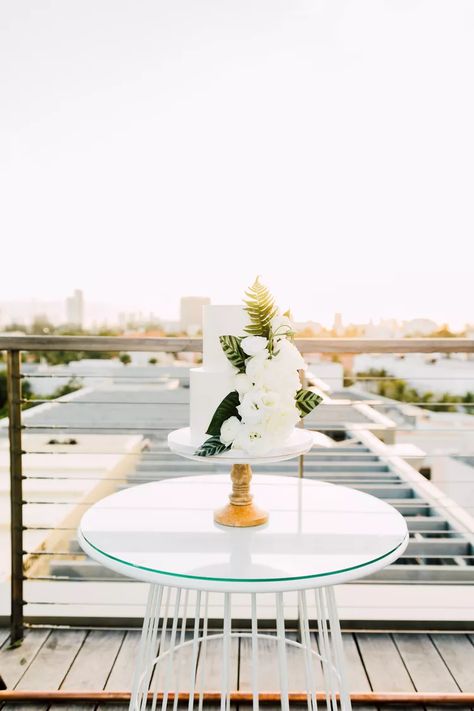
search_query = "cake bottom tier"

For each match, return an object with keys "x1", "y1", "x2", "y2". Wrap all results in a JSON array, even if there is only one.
[{"x1": 190, "y1": 367, "x2": 236, "y2": 445}]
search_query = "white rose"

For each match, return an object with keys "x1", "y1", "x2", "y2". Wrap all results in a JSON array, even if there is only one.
[
  {"x1": 234, "y1": 372, "x2": 252, "y2": 396},
  {"x1": 264, "y1": 404, "x2": 300, "y2": 438},
  {"x1": 237, "y1": 390, "x2": 266, "y2": 424},
  {"x1": 220, "y1": 416, "x2": 242, "y2": 445},
  {"x1": 246, "y1": 351, "x2": 270, "y2": 383},
  {"x1": 233, "y1": 423, "x2": 274, "y2": 456},
  {"x1": 241, "y1": 336, "x2": 268, "y2": 357},
  {"x1": 258, "y1": 357, "x2": 301, "y2": 394},
  {"x1": 273, "y1": 338, "x2": 306, "y2": 371},
  {"x1": 261, "y1": 390, "x2": 281, "y2": 408}
]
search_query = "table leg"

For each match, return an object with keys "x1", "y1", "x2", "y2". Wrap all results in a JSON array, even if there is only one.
[
  {"x1": 298, "y1": 590, "x2": 318, "y2": 711},
  {"x1": 129, "y1": 584, "x2": 163, "y2": 711},
  {"x1": 129, "y1": 586, "x2": 352, "y2": 711},
  {"x1": 316, "y1": 587, "x2": 352, "y2": 711},
  {"x1": 276, "y1": 592, "x2": 290, "y2": 711},
  {"x1": 221, "y1": 592, "x2": 231, "y2": 711}
]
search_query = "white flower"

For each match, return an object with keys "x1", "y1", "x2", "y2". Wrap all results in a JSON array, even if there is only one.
[
  {"x1": 234, "y1": 372, "x2": 252, "y2": 396},
  {"x1": 233, "y1": 423, "x2": 274, "y2": 456},
  {"x1": 237, "y1": 390, "x2": 266, "y2": 424},
  {"x1": 246, "y1": 351, "x2": 270, "y2": 383},
  {"x1": 220, "y1": 416, "x2": 242, "y2": 445},
  {"x1": 257, "y1": 356, "x2": 301, "y2": 393},
  {"x1": 241, "y1": 336, "x2": 268, "y2": 357},
  {"x1": 273, "y1": 337, "x2": 306, "y2": 371},
  {"x1": 261, "y1": 390, "x2": 281, "y2": 408},
  {"x1": 263, "y1": 403, "x2": 300, "y2": 437}
]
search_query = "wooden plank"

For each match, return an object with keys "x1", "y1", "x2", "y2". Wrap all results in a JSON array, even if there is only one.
[
  {"x1": 356, "y1": 633, "x2": 415, "y2": 692},
  {"x1": 240, "y1": 631, "x2": 376, "y2": 711},
  {"x1": 343, "y1": 634, "x2": 371, "y2": 692},
  {"x1": 0, "y1": 629, "x2": 49, "y2": 689},
  {"x1": 343, "y1": 634, "x2": 378, "y2": 711},
  {"x1": 393, "y1": 634, "x2": 459, "y2": 693},
  {"x1": 49, "y1": 629, "x2": 124, "y2": 711},
  {"x1": 98, "y1": 630, "x2": 141, "y2": 711},
  {"x1": 191, "y1": 631, "x2": 239, "y2": 709},
  {"x1": 15, "y1": 629, "x2": 85, "y2": 690},
  {"x1": 0, "y1": 629, "x2": 10, "y2": 650},
  {"x1": 104, "y1": 631, "x2": 141, "y2": 691},
  {"x1": 430, "y1": 635, "x2": 474, "y2": 691},
  {"x1": 239, "y1": 631, "x2": 309, "y2": 693},
  {"x1": 152, "y1": 631, "x2": 196, "y2": 695},
  {"x1": 0, "y1": 628, "x2": 9, "y2": 690},
  {"x1": 196, "y1": 632, "x2": 238, "y2": 692},
  {"x1": 2, "y1": 629, "x2": 86, "y2": 711}
]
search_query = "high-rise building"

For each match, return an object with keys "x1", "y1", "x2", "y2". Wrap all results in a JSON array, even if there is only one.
[
  {"x1": 333, "y1": 312, "x2": 343, "y2": 336},
  {"x1": 180, "y1": 296, "x2": 210, "y2": 335},
  {"x1": 66, "y1": 289, "x2": 84, "y2": 327}
]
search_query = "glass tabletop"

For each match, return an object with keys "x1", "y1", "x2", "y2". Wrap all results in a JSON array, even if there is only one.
[{"x1": 79, "y1": 475, "x2": 408, "y2": 592}]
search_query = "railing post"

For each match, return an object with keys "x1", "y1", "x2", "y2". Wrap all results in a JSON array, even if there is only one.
[
  {"x1": 7, "y1": 350, "x2": 24, "y2": 644},
  {"x1": 298, "y1": 369, "x2": 308, "y2": 479}
]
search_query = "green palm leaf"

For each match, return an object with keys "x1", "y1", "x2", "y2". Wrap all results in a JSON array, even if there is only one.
[
  {"x1": 219, "y1": 335, "x2": 246, "y2": 372},
  {"x1": 243, "y1": 276, "x2": 278, "y2": 337},
  {"x1": 295, "y1": 388, "x2": 323, "y2": 417},
  {"x1": 195, "y1": 436, "x2": 230, "y2": 457},
  {"x1": 206, "y1": 390, "x2": 240, "y2": 436}
]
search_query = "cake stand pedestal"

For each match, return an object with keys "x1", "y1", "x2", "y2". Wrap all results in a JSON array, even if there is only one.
[
  {"x1": 167, "y1": 427, "x2": 314, "y2": 527},
  {"x1": 213, "y1": 463, "x2": 269, "y2": 527}
]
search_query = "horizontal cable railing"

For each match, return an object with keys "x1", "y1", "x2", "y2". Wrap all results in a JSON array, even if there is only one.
[{"x1": 1, "y1": 335, "x2": 474, "y2": 642}]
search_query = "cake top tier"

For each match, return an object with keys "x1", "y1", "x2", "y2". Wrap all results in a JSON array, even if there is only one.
[{"x1": 203, "y1": 305, "x2": 248, "y2": 370}]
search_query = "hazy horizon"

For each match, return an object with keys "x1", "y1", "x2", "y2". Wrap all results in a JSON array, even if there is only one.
[
  {"x1": 0, "y1": 292, "x2": 468, "y2": 330},
  {"x1": 1, "y1": 1, "x2": 473, "y2": 328}
]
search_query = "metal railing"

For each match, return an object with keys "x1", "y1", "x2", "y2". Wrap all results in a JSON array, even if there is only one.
[{"x1": 1, "y1": 335, "x2": 474, "y2": 644}]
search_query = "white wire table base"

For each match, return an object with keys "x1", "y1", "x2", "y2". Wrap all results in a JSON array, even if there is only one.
[{"x1": 129, "y1": 585, "x2": 352, "y2": 711}]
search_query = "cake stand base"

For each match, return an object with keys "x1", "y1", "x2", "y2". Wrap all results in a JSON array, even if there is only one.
[{"x1": 214, "y1": 463, "x2": 268, "y2": 528}]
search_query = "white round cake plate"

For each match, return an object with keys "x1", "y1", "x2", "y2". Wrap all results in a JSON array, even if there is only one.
[{"x1": 167, "y1": 426, "x2": 314, "y2": 464}]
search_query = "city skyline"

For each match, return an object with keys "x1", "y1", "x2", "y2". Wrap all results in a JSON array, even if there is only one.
[{"x1": 0, "y1": 291, "x2": 470, "y2": 332}]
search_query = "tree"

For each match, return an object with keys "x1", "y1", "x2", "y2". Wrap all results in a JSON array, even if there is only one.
[
  {"x1": 2, "y1": 322, "x2": 26, "y2": 332},
  {"x1": 0, "y1": 371, "x2": 33, "y2": 417},
  {"x1": 462, "y1": 392, "x2": 474, "y2": 415},
  {"x1": 119, "y1": 353, "x2": 132, "y2": 366},
  {"x1": 30, "y1": 316, "x2": 55, "y2": 335},
  {"x1": 148, "y1": 357, "x2": 158, "y2": 365}
]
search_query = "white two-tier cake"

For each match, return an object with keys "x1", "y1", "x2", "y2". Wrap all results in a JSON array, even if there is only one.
[{"x1": 190, "y1": 305, "x2": 248, "y2": 446}]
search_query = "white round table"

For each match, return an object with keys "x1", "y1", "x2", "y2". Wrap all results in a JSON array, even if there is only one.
[{"x1": 78, "y1": 475, "x2": 408, "y2": 711}]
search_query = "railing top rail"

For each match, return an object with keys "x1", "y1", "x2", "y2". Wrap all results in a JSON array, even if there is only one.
[{"x1": 0, "y1": 335, "x2": 473, "y2": 353}]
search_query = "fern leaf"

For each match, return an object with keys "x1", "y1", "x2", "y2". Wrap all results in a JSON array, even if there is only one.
[{"x1": 243, "y1": 276, "x2": 278, "y2": 337}]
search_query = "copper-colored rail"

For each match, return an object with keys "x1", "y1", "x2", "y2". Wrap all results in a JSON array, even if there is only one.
[{"x1": 0, "y1": 691, "x2": 473, "y2": 705}]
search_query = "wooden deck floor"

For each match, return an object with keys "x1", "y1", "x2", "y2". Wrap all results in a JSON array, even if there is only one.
[{"x1": 1, "y1": 627, "x2": 474, "y2": 710}]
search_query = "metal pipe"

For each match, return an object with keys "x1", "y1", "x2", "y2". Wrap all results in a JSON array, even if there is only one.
[
  {"x1": 0, "y1": 690, "x2": 473, "y2": 705},
  {"x1": 6, "y1": 350, "x2": 24, "y2": 645}
]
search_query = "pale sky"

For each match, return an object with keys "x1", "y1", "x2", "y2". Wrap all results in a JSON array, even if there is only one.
[{"x1": 1, "y1": 0, "x2": 473, "y2": 326}]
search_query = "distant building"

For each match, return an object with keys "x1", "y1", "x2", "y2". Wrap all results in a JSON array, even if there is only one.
[
  {"x1": 0, "y1": 300, "x2": 63, "y2": 326},
  {"x1": 364, "y1": 319, "x2": 400, "y2": 338},
  {"x1": 294, "y1": 320, "x2": 324, "y2": 336},
  {"x1": 66, "y1": 289, "x2": 84, "y2": 327},
  {"x1": 400, "y1": 318, "x2": 437, "y2": 336},
  {"x1": 180, "y1": 297, "x2": 210, "y2": 335},
  {"x1": 332, "y1": 312, "x2": 343, "y2": 336}
]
